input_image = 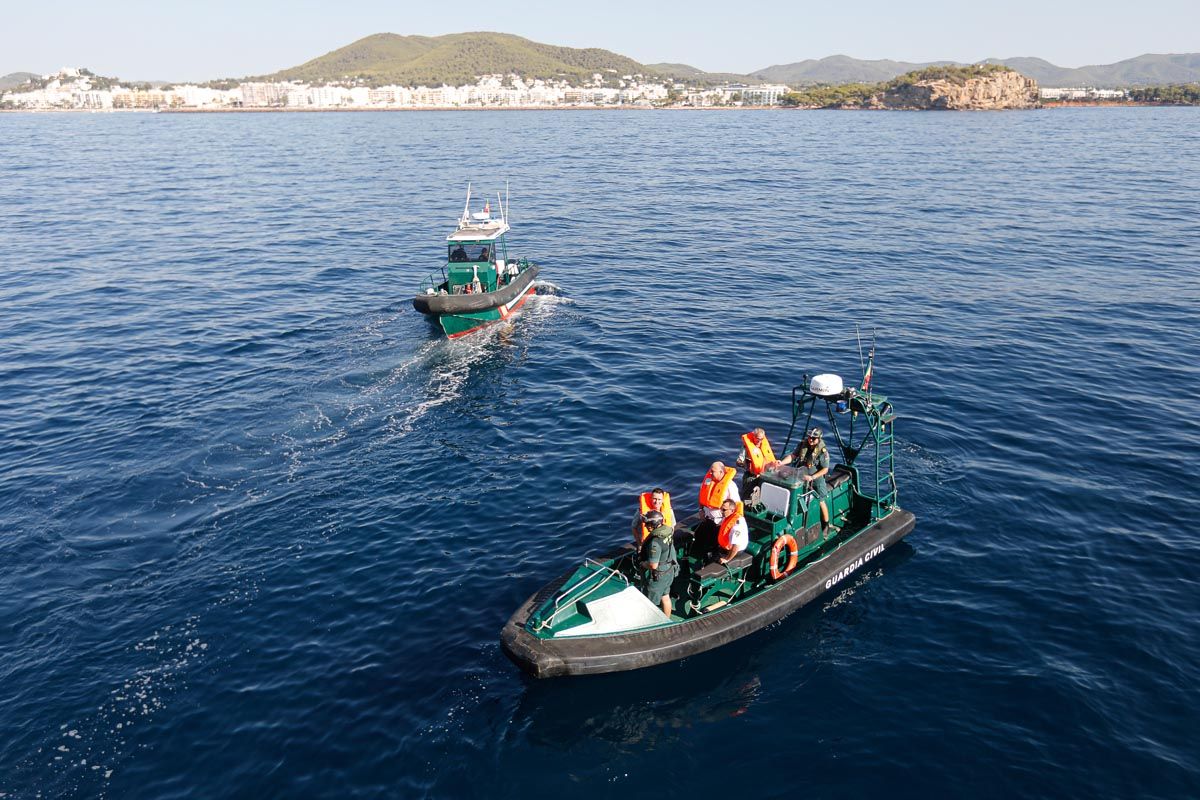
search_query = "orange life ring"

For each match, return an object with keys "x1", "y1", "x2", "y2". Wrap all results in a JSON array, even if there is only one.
[{"x1": 770, "y1": 534, "x2": 799, "y2": 580}]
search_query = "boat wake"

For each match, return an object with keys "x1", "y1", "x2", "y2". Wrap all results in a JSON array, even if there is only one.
[
  {"x1": 378, "y1": 337, "x2": 489, "y2": 439},
  {"x1": 531, "y1": 280, "x2": 569, "y2": 298},
  {"x1": 3, "y1": 616, "x2": 209, "y2": 798}
]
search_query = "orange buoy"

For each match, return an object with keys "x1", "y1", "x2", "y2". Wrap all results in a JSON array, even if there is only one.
[{"x1": 769, "y1": 534, "x2": 799, "y2": 580}]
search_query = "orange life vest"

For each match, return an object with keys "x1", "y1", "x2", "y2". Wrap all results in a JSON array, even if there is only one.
[
  {"x1": 741, "y1": 432, "x2": 777, "y2": 475},
  {"x1": 699, "y1": 467, "x2": 735, "y2": 510},
  {"x1": 718, "y1": 502, "x2": 745, "y2": 549},
  {"x1": 638, "y1": 491, "x2": 675, "y2": 538}
]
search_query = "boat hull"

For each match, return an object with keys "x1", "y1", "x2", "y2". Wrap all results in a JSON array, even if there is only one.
[
  {"x1": 500, "y1": 508, "x2": 916, "y2": 678},
  {"x1": 413, "y1": 266, "x2": 539, "y2": 338}
]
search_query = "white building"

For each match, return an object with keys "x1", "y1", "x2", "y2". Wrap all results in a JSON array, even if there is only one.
[
  {"x1": 239, "y1": 82, "x2": 291, "y2": 107},
  {"x1": 1040, "y1": 87, "x2": 1128, "y2": 100}
]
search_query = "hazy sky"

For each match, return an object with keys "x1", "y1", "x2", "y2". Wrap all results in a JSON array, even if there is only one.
[{"x1": 4, "y1": 0, "x2": 1198, "y2": 81}]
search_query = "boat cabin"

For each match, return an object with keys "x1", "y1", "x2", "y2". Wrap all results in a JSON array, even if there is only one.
[{"x1": 444, "y1": 218, "x2": 513, "y2": 295}]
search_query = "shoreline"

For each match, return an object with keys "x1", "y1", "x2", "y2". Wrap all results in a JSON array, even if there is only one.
[{"x1": 2, "y1": 102, "x2": 1196, "y2": 115}]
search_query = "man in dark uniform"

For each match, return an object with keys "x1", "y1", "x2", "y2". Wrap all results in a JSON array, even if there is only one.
[
  {"x1": 639, "y1": 510, "x2": 679, "y2": 617},
  {"x1": 780, "y1": 427, "x2": 831, "y2": 532}
]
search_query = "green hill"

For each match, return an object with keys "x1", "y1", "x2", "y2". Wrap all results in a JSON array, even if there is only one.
[
  {"x1": 644, "y1": 62, "x2": 755, "y2": 85},
  {"x1": 0, "y1": 71, "x2": 40, "y2": 91},
  {"x1": 267, "y1": 32, "x2": 660, "y2": 87},
  {"x1": 753, "y1": 56, "x2": 953, "y2": 86}
]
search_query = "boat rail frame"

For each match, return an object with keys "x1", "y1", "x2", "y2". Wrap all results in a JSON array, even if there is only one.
[
  {"x1": 532, "y1": 555, "x2": 633, "y2": 632},
  {"x1": 418, "y1": 257, "x2": 536, "y2": 297}
]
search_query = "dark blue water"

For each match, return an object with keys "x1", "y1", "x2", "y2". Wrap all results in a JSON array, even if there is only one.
[{"x1": 2, "y1": 108, "x2": 1198, "y2": 799}]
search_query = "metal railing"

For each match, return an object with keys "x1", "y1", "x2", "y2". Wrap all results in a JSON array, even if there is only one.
[{"x1": 533, "y1": 556, "x2": 631, "y2": 632}]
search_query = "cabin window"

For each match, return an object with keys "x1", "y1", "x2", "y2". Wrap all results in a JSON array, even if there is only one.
[{"x1": 448, "y1": 243, "x2": 493, "y2": 263}]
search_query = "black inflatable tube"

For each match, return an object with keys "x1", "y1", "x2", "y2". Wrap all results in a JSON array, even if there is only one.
[
  {"x1": 500, "y1": 509, "x2": 916, "y2": 678},
  {"x1": 412, "y1": 266, "x2": 539, "y2": 315}
]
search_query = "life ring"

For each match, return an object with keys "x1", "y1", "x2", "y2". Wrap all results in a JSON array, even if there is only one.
[{"x1": 770, "y1": 534, "x2": 799, "y2": 580}]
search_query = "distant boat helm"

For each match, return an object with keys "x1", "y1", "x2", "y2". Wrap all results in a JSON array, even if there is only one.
[{"x1": 411, "y1": 182, "x2": 541, "y2": 339}]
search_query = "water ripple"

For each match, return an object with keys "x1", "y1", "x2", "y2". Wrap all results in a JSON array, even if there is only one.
[{"x1": 1, "y1": 107, "x2": 1198, "y2": 799}]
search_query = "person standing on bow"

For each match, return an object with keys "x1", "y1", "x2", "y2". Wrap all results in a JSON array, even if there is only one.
[
  {"x1": 632, "y1": 487, "x2": 675, "y2": 546},
  {"x1": 695, "y1": 461, "x2": 739, "y2": 557},
  {"x1": 780, "y1": 427, "x2": 831, "y2": 532},
  {"x1": 639, "y1": 511, "x2": 679, "y2": 617}
]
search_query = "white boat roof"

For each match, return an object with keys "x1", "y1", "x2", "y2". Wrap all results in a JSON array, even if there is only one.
[{"x1": 447, "y1": 219, "x2": 509, "y2": 242}]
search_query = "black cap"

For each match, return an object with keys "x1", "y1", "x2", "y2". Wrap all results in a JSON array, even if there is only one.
[{"x1": 642, "y1": 510, "x2": 665, "y2": 528}]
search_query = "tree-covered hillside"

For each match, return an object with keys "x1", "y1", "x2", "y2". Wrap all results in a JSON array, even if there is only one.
[
  {"x1": 645, "y1": 63, "x2": 755, "y2": 85},
  {"x1": 1127, "y1": 83, "x2": 1200, "y2": 104},
  {"x1": 266, "y1": 32, "x2": 661, "y2": 87},
  {"x1": 781, "y1": 64, "x2": 1018, "y2": 108},
  {"x1": 0, "y1": 72, "x2": 41, "y2": 91}
]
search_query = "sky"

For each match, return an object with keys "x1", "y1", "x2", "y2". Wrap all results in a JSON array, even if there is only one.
[{"x1": 3, "y1": 0, "x2": 1198, "y2": 81}]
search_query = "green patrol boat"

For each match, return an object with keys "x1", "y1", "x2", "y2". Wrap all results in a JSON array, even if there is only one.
[
  {"x1": 501, "y1": 367, "x2": 917, "y2": 678},
  {"x1": 412, "y1": 185, "x2": 540, "y2": 339}
]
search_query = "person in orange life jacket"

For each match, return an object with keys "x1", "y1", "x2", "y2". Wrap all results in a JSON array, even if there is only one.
[
  {"x1": 716, "y1": 499, "x2": 748, "y2": 565},
  {"x1": 632, "y1": 487, "x2": 675, "y2": 545},
  {"x1": 779, "y1": 427, "x2": 831, "y2": 532},
  {"x1": 736, "y1": 427, "x2": 780, "y2": 497},
  {"x1": 694, "y1": 461, "x2": 740, "y2": 557}
]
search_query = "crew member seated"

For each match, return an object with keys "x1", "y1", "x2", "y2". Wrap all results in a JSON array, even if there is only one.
[
  {"x1": 715, "y1": 499, "x2": 748, "y2": 565},
  {"x1": 450, "y1": 244, "x2": 467, "y2": 262},
  {"x1": 736, "y1": 427, "x2": 778, "y2": 498},
  {"x1": 479, "y1": 247, "x2": 490, "y2": 262},
  {"x1": 695, "y1": 461, "x2": 739, "y2": 558},
  {"x1": 779, "y1": 427, "x2": 831, "y2": 533},
  {"x1": 632, "y1": 487, "x2": 675, "y2": 545}
]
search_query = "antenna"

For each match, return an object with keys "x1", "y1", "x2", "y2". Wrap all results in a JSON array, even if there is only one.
[
  {"x1": 505, "y1": 180, "x2": 510, "y2": 225},
  {"x1": 497, "y1": 192, "x2": 503, "y2": 224},
  {"x1": 862, "y1": 329, "x2": 876, "y2": 391},
  {"x1": 461, "y1": 182, "x2": 472, "y2": 225},
  {"x1": 856, "y1": 323, "x2": 865, "y2": 382}
]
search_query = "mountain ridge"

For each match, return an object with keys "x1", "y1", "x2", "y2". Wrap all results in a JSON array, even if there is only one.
[
  {"x1": 756, "y1": 52, "x2": 1200, "y2": 87},
  {"x1": 7, "y1": 37, "x2": 1200, "y2": 89},
  {"x1": 268, "y1": 36, "x2": 1200, "y2": 88}
]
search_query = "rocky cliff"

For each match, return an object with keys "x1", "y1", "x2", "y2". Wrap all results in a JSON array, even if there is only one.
[{"x1": 869, "y1": 69, "x2": 1039, "y2": 110}]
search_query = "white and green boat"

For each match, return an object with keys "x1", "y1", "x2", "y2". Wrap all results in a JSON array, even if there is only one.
[
  {"x1": 412, "y1": 185, "x2": 540, "y2": 339},
  {"x1": 501, "y1": 366, "x2": 916, "y2": 678}
]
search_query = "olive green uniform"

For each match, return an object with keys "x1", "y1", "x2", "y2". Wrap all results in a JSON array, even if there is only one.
[
  {"x1": 640, "y1": 523, "x2": 679, "y2": 606},
  {"x1": 791, "y1": 441, "x2": 830, "y2": 498}
]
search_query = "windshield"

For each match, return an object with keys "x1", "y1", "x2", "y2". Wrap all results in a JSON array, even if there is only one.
[{"x1": 448, "y1": 243, "x2": 492, "y2": 263}]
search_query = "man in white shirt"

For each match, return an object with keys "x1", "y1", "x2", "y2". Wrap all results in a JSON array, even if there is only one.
[
  {"x1": 695, "y1": 461, "x2": 741, "y2": 557},
  {"x1": 716, "y1": 499, "x2": 749, "y2": 565}
]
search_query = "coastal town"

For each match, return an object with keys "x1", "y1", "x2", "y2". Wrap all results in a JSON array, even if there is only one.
[
  {"x1": 1, "y1": 67, "x2": 794, "y2": 110},
  {"x1": 0, "y1": 66, "x2": 1134, "y2": 111}
]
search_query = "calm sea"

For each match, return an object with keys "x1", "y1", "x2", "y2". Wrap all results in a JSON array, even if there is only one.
[{"x1": 1, "y1": 108, "x2": 1198, "y2": 799}]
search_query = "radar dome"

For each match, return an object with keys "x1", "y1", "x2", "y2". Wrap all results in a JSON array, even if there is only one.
[{"x1": 809, "y1": 374, "x2": 844, "y2": 397}]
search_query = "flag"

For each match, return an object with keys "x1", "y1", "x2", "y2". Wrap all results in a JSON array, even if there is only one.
[
  {"x1": 855, "y1": 336, "x2": 874, "y2": 419},
  {"x1": 862, "y1": 339, "x2": 874, "y2": 391},
  {"x1": 482, "y1": 200, "x2": 490, "y2": 214}
]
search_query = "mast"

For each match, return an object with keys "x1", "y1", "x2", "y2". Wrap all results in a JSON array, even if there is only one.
[{"x1": 460, "y1": 182, "x2": 472, "y2": 226}]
